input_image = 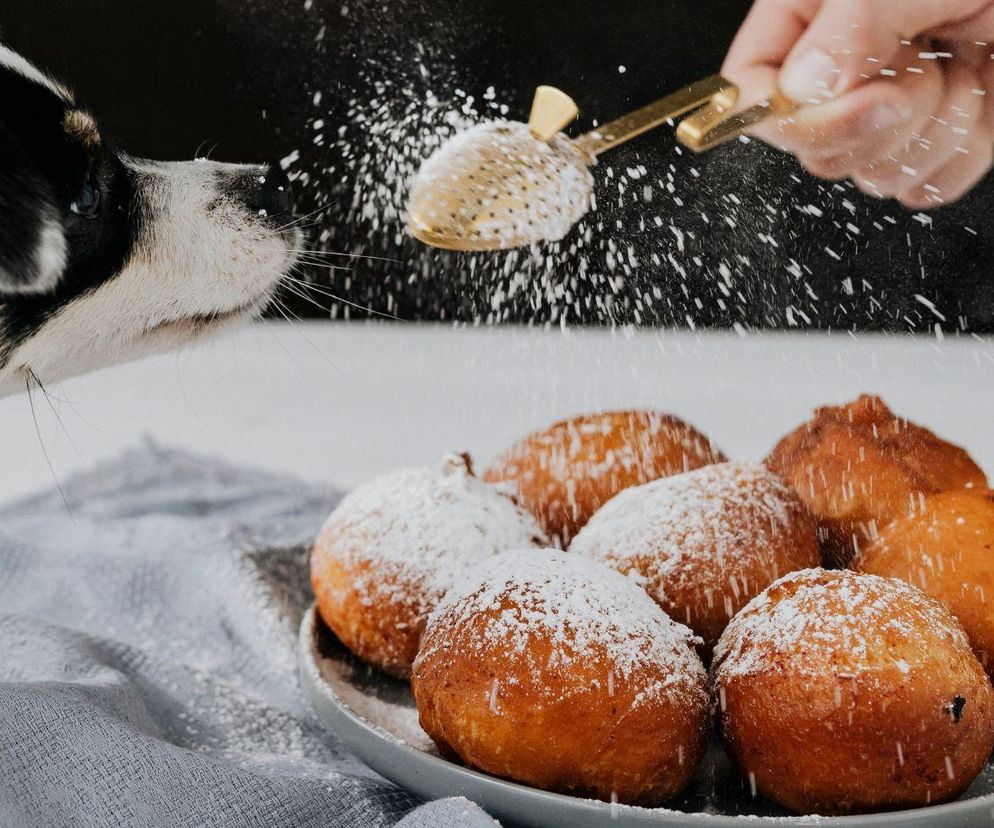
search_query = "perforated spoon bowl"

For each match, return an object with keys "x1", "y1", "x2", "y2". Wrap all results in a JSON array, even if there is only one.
[{"x1": 408, "y1": 76, "x2": 796, "y2": 252}]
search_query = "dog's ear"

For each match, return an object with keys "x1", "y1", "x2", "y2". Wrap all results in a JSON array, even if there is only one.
[
  {"x1": 0, "y1": 44, "x2": 79, "y2": 295},
  {"x1": 0, "y1": 121, "x2": 66, "y2": 294}
]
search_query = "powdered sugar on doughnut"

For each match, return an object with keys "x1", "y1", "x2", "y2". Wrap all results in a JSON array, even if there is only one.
[
  {"x1": 419, "y1": 549, "x2": 706, "y2": 706},
  {"x1": 713, "y1": 568, "x2": 972, "y2": 679},
  {"x1": 316, "y1": 454, "x2": 546, "y2": 605},
  {"x1": 571, "y1": 462, "x2": 799, "y2": 582}
]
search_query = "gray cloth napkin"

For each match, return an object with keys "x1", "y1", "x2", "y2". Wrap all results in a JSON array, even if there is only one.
[{"x1": 0, "y1": 444, "x2": 499, "y2": 828}]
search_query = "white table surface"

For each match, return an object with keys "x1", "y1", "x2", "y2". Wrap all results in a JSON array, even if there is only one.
[{"x1": 1, "y1": 321, "x2": 991, "y2": 505}]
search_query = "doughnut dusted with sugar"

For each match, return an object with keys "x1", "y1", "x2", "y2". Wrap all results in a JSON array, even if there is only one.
[
  {"x1": 310, "y1": 454, "x2": 546, "y2": 679},
  {"x1": 712, "y1": 568, "x2": 994, "y2": 815},
  {"x1": 484, "y1": 410, "x2": 725, "y2": 546},
  {"x1": 411, "y1": 549, "x2": 709, "y2": 805},
  {"x1": 767, "y1": 395, "x2": 986, "y2": 566},
  {"x1": 570, "y1": 462, "x2": 820, "y2": 653},
  {"x1": 857, "y1": 488, "x2": 994, "y2": 680}
]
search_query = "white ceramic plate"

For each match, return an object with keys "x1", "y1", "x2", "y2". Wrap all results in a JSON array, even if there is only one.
[{"x1": 299, "y1": 606, "x2": 994, "y2": 827}]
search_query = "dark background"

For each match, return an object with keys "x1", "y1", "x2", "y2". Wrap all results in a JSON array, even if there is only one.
[{"x1": 2, "y1": 0, "x2": 991, "y2": 331}]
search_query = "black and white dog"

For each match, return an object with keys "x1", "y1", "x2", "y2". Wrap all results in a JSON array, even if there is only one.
[{"x1": 0, "y1": 44, "x2": 301, "y2": 396}]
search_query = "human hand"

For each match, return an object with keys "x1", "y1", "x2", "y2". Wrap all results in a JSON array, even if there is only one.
[{"x1": 722, "y1": 0, "x2": 994, "y2": 208}]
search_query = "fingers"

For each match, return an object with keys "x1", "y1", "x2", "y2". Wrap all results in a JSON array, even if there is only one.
[
  {"x1": 751, "y1": 79, "x2": 916, "y2": 159},
  {"x1": 719, "y1": 0, "x2": 994, "y2": 207},
  {"x1": 769, "y1": 57, "x2": 994, "y2": 209},
  {"x1": 934, "y1": 5, "x2": 994, "y2": 43},
  {"x1": 898, "y1": 53, "x2": 994, "y2": 210},
  {"x1": 750, "y1": 45, "x2": 942, "y2": 161},
  {"x1": 899, "y1": 136, "x2": 994, "y2": 208},
  {"x1": 723, "y1": 0, "x2": 990, "y2": 106},
  {"x1": 979, "y1": 61, "x2": 994, "y2": 133},
  {"x1": 895, "y1": 64, "x2": 986, "y2": 183},
  {"x1": 779, "y1": 0, "x2": 990, "y2": 102},
  {"x1": 722, "y1": 0, "x2": 815, "y2": 107},
  {"x1": 849, "y1": 62, "x2": 984, "y2": 198}
]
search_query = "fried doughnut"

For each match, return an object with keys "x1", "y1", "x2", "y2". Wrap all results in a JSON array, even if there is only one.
[
  {"x1": 767, "y1": 395, "x2": 986, "y2": 566},
  {"x1": 412, "y1": 549, "x2": 709, "y2": 805},
  {"x1": 570, "y1": 462, "x2": 819, "y2": 654},
  {"x1": 483, "y1": 411, "x2": 725, "y2": 546},
  {"x1": 712, "y1": 568, "x2": 994, "y2": 816},
  {"x1": 857, "y1": 488, "x2": 994, "y2": 679},
  {"x1": 310, "y1": 454, "x2": 546, "y2": 679}
]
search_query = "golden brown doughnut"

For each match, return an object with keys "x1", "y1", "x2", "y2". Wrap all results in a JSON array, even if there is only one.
[
  {"x1": 412, "y1": 549, "x2": 709, "y2": 805},
  {"x1": 310, "y1": 454, "x2": 546, "y2": 679},
  {"x1": 570, "y1": 462, "x2": 820, "y2": 654},
  {"x1": 712, "y1": 568, "x2": 994, "y2": 816},
  {"x1": 766, "y1": 395, "x2": 986, "y2": 566},
  {"x1": 483, "y1": 410, "x2": 725, "y2": 546},
  {"x1": 857, "y1": 488, "x2": 994, "y2": 680}
]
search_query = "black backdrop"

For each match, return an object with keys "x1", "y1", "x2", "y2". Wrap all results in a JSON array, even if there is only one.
[{"x1": 3, "y1": 0, "x2": 992, "y2": 331}]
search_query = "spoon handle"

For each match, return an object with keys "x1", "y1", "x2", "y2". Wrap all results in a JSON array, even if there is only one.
[
  {"x1": 574, "y1": 74, "x2": 736, "y2": 158},
  {"x1": 677, "y1": 89, "x2": 798, "y2": 153}
]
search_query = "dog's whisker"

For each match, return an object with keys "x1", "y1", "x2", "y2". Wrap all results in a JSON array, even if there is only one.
[
  {"x1": 264, "y1": 293, "x2": 350, "y2": 376},
  {"x1": 281, "y1": 277, "x2": 354, "y2": 306},
  {"x1": 25, "y1": 370, "x2": 75, "y2": 522},
  {"x1": 294, "y1": 261, "x2": 355, "y2": 273},
  {"x1": 28, "y1": 368, "x2": 84, "y2": 462},
  {"x1": 277, "y1": 202, "x2": 330, "y2": 231},
  {"x1": 254, "y1": 305, "x2": 312, "y2": 372},
  {"x1": 192, "y1": 138, "x2": 217, "y2": 161},
  {"x1": 295, "y1": 265, "x2": 353, "y2": 275},
  {"x1": 270, "y1": 296, "x2": 303, "y2": 323},
  {"x1": 278, "y1": 280, "x2": 335, "y2": 316},
  {"x1": 280, "y1": 270, "x2": 403, "y2": 321},
  {"x1": 262, "y1": 245, "x2": 403, "y2": 266},
  {"x1": 283, "y1": 274, "x2": 366, "y2": 303},
  {"x1": 280, "y1": 281, "x2": 371, "y2": 327},
  {"x1": 286, "y1": 219, "x2": 324, "y2": 233},
  {"x1": 301, "y1": 250, "x2": 403, "y2": 264}
]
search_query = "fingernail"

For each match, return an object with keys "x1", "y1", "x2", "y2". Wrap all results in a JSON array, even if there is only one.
[
  {"x1": 781, "y1": 47, "x2": 840, "y2": 104},
  {"x1": 861, "y1": 102, "x2": 911, "y2": 133}
]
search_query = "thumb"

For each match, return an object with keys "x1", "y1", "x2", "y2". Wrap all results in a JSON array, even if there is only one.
[{"x1": 779, "y1": 0, "x2": 989, "y2": 103}]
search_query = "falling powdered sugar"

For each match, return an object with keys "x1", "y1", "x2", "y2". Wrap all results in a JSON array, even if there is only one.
[
  {"x1": 278, "y1": 2, "x2": 984, "y2": 331},
  {"x1": 418, "y1": 549, "x2": 706, "y2": 706}
]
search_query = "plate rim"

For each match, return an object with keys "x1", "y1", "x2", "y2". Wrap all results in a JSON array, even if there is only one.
[{"x1": 298, "y1": 604, "x2": 994, "y2": 827}]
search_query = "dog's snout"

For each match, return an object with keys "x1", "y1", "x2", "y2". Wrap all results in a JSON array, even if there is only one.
[
  {"x1": 217, "y1": 164, "x2": 294, "y2": 225},
  {"x1": 213, "y1": 163, "x2": 296, "y2": 228},
  {"x1": 251, "y1": 165, "x2": 293, "y2": 221}
]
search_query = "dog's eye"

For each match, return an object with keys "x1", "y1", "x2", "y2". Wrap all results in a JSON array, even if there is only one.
[{"x1": 70, "y1": 173, "x2": 101, "y2": 219}]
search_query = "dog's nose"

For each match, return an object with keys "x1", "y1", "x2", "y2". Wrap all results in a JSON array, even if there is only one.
[{"x1": 249, "y1": 165, "x2": 294, "y2": 224}]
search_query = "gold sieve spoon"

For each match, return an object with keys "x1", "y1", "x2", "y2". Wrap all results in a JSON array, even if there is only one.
[{"x1": 407, "y1": 75, "x2": 797, "y2": 252}]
